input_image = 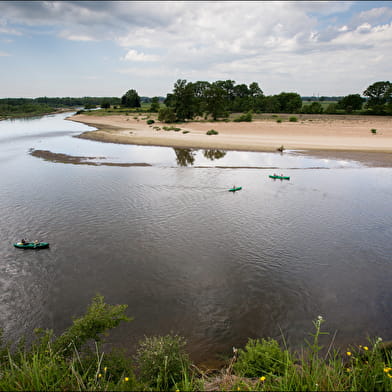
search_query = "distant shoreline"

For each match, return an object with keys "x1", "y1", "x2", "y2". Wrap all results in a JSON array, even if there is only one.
[
  {"x1": 67, "y1": 113, "x2": 392, "y2": 167},
  {"x1": 0, "y1": 108, "x2": 73, "y2": 121}
]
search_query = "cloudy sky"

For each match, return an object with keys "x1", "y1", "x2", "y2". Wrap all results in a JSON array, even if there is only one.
[{"x1": 0, "y1": 1, "x2": 391, "y2": 98}]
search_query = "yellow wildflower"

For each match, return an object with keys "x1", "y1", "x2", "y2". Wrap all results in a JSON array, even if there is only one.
[
  {"x1": 98, "y1": 373, "x2": 102, "y2": 378},
  {"x1": 384, "y1": 367, "x2": 392, "y2": 373},
  {"x1": 104, "y1": 367, "x2": 107, "y2": 372},
  {"x1": 346, "y1": 368, "x2": 351, "y2": 372},
  {"x1": 363, "y1": 346, "x2": 369, "y2": 351},
  {"x1": 260, "y1": 376, "x2": 266, "y2": 382},
  {"x1": 124, "y1": 377, "x2": 129, "y2": 382},
  {"x1": 388, "y1": 374, "x2": 392, "y2": 379},
  {"x1": 346, "y1": 351, "x2": 352, "y2": 356}
]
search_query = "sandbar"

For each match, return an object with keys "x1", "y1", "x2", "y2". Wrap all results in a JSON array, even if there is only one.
[{"x1": 67, "y1": 113, "x2": 392, "y2": 166}]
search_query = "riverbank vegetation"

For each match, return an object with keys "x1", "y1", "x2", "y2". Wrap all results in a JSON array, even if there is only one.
[
  {"x1": 160, "y1": 79, "x2": 392, "y2": 122},
  {"x1": 0, "y1": 100, "x2": 56, "y2": 119},
  {"x1": 1, "y1": 296, "x2": 390, "y2": 391},
  {"x1": 73, "y1": 79, "x2": 392, "y2": 125},
  {"x1": 0, "y1": 97, "x2": 121, "y2": 119},
  {"x1": 2, "y1": 80, "x2": 390, "y2": 122}
]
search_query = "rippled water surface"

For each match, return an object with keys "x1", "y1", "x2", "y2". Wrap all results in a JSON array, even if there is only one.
[{"x1": 0, "y1": 113, "x2": 391, "y2": 362}]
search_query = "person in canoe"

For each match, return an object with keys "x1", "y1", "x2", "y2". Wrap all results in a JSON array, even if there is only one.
[{"x1": 21, "y1": 239, "x2": 27, "y2": 245}]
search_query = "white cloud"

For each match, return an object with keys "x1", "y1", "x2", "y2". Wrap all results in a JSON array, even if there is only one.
[
  {"x1": 0, "y1": 1, "x2": 391, "y2": 96},
  {"x1": 355, "y1": 6, "x2": 392, "y2": 25},
  {"x1": 59, "y1": 31, "x2": 98, "y2": 41},
  {"x1": 0, "y1": 26, "x2": 22, "y2": 36},
  {"x1": 122, "y1": 49, "x2": 159, "y2": 62}
]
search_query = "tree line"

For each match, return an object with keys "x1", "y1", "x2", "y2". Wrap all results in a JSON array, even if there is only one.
[
  {"x1": 0, "y1": 96, "x2": 123, "y2": 118},
  {"x1": 159, "y1": 79, "x2": 306, "y2": 121},
  {"x1": 121, "y1": 80, "x2": 392, "y2": 122},
  {"x1": 0, "y1": 96, "x2": 121, "y2": 108},
  {"x1": 2, "y1": 80, "x2": 391, "y2": 120}
]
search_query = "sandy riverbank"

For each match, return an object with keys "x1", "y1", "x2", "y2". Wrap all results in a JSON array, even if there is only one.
[{"x1": 67, "y1": 113, "x2": 392, "y2": 166}]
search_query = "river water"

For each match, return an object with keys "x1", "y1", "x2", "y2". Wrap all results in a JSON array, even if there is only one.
[{"x1": 0, "y1": 112, "x2": 391, "y2": 363}]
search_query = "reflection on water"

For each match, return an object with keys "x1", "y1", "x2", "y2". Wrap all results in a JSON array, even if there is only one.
[
  {"x1": 174, "y1": 148, "x2": 196, "y2": 166},
  {"x1": 203, "y1": 149, "x2": 227, "y2": 161},
  {"x1": 175, "y1": 148, "x2": 228, "y2": 167},
  {"x1": 0, "y1": 112, "x2": 391, "y2": 365}
]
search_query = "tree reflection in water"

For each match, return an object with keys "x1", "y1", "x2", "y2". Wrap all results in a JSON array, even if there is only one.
[
  {"x1": 174, "y1": 148, "x2": 227, "y2": 166},
  {"x1": 174, "y1": 148, "x2": 196, "y2": 166},
  {"x1": 203, "y1": 149, "x2": 227, "y2": 161}
]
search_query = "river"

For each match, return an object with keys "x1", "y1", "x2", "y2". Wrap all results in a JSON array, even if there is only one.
[{"x1": 0, "y1": 112, "x2": 391, "y2": 363}]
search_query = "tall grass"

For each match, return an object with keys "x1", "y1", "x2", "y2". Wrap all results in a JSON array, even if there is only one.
[{"x1": 0, "y1": 298, "x2": 390, "y2": 391}]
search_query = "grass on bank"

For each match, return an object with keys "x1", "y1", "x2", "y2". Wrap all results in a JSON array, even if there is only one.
[{"x1": 0, "y1": 296, "x2": 391, "y2": 391}]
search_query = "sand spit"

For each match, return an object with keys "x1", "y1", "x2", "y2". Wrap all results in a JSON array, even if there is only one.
[{"x1": 30, "y1": 149, "x2": 151, "y2": 167}]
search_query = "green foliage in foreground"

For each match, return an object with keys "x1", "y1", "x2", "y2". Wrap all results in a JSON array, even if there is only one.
[
  {"x1": 136, "y1": 334, "x2": 190, "y2": 390},
  {"x1": 233, "y1": 338, "x2": 287, "y2": 377},
  {"x1": 0, "y1": 298, "x2": 391, "y2": 392}
]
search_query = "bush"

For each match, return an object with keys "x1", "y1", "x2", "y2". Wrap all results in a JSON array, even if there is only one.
[
  {"x1": 276, "y1": 118, "x2": 282, "y2": 123},
  {"x1": 183, "y1": 130, "x2": 190, "y2": 134},
  {"x1": 206, "y1": 129, "x2": 219, "y2": 135},
  {"x1": 135, "y1": 334, "x2": 190, "y2": 390},
  {"x1": 53, "y1": 294, "x2": 131, "y2": 357},
  {"x1": 0, "y1": 295, "x2": 135, "y2": 391},
  {"x1": 325, "y1": 103, "x2": 339, "y2": 114},
  {"x1": 100, "y1": 101, "x2": 110, "y2": 109},
  {"x1": 233, "y1": 110, "x2": 253, "y2": 122},
  {"x1": 163, "y1": 126, "x2": 181, "y2": 132},
  {"x1": 371, "y1": 128, "x2": 377, "y2": 134},
  {"x1": 158, "y1": 107, "x2": 177, "y2": 123},
  {"x1": 146, "y1": 119, "x2": 155, "y2": 125},
  {"x1": 233, "y1": 338, "x2": 287, "y2": 377},
  {"x1": 301, "y1": 101, "x2": 324, "y2": 114},
  {"x1": 289, "y1": 116, "x2": 298, "y2": 122}
]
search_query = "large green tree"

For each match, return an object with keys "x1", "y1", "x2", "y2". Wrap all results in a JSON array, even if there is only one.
[
  {"x1": 171, "y1": 79, "x2": 196, "y2": 121},
  {"x1": 249, "y1": 82, "x2": 264, "y2": 111},
  {"x1": 337, "y1": 94, "x2": 364, "y2": 113},
  {"x1": 204, "y1": 82, "x2": 226, "y2": 120},
  {"x1": 363, "y1": 81, "x2": 391, "y2": 113},
  {"x1": 121, "y1": 89, "x2": 141, "y2": 108},
  {"x1": 150, "y1": 96, "x2": 160, "y2": 112},
  {"x1": 192, "y1": 81, "x2": 211, "y2": 116},
  {"x1": 276, "y1": 92, "x2": 302, "y2": 113}
]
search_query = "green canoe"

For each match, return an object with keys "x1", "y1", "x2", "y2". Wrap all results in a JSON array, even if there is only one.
[
  {"x1": 269, "y1": 175, "x2": 290, "y2": 180},
  {"x1": 14, "y1": 242, "x2": 49, "y2": 249},
  {"x1": 229, "y1": 187, "x2": 242, "y2": 192}
]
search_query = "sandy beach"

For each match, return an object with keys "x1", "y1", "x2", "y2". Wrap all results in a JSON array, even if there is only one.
[{"x1": 68, "y1": 113, "x2": 392, "y2": 166}]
